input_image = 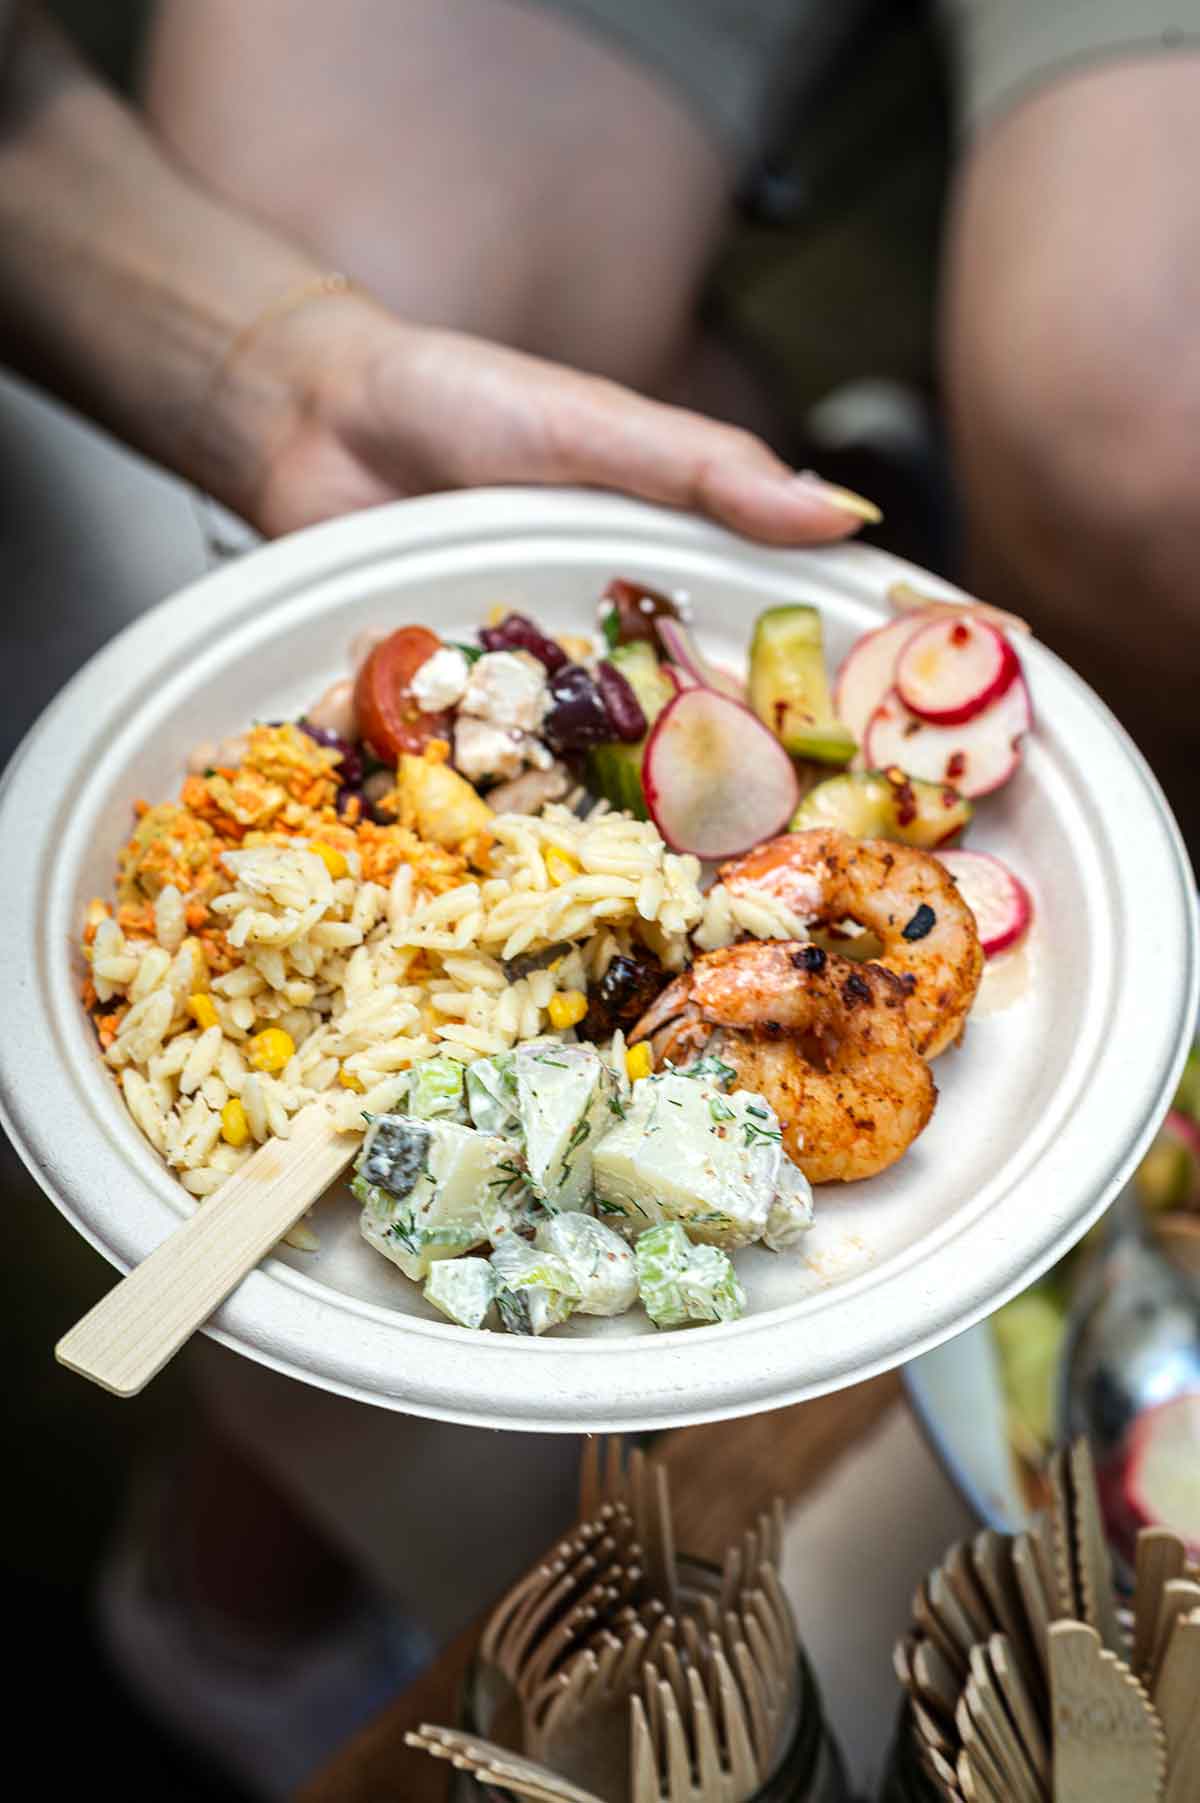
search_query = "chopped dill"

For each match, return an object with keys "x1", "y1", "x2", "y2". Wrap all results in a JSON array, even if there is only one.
[{"x1": 743, "y1": 1118, "x2": 782, "y2": 1148}]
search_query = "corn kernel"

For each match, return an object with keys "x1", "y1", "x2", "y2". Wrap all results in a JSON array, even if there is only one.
[
  {"x1": 220, "y1": 1098, "x2": 249, "y2": 1147},
  {"x1": 338, "y1": 1068, "x2": 364, "y2": 1092},
  {"x1": 248, "y1": 1027, "x2": 295, "y2": 1073},
  {"x1": 485, "y1": 603, "x2": 507, "y2": 626},
  {"x1": 189, "y1": 993, "x2": 219, "y2": 1031},
  {"x1": 310, "y1": 841, "x2": 348, "y2": 880},
  {"x1": 544, "y1": 847, "x2": 581, "y2": 886},
  {"x1": 548, "y1": 990, "x2": 588, "y2": 1031},
  {"x1": 625, "y1": 1043, "x2": 653, "y2": 1083}
]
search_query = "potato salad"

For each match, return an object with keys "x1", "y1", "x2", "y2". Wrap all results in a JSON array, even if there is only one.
[{"x1": 350, "y1": 1043, "x2": 812, "y2": 1334}]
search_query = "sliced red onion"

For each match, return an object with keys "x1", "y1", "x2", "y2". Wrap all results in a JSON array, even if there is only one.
[
  {"x1": 300, "y1": 720, "x2": 365, "y2": 788},
  {"x1": 654, "y1": 618, "x2": 745, "y2": 701}
]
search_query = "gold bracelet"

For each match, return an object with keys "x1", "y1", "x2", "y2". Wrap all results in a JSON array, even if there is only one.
[
  {"x1": 216, "y1": 270, "x2": 360, "y2": 383},
  {"x1": 187, "y1": 271, "x2": 364, "y2": 514}
]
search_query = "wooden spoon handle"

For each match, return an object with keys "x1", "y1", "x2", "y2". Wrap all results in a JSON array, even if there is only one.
[{"x1": 55, "y1": 1105, "x2": 354, "y2": 1395}]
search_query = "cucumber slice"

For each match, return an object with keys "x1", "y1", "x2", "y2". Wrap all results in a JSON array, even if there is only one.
[
  {"x1": 585, "y1": 641, "x2": 675, "y2": 818},
  {"x1": 749, "y1": 605, "x2": 856, "y2": 764},
  {"x1": 789, "y1": 769, "x2": 971, "y2": 848}
]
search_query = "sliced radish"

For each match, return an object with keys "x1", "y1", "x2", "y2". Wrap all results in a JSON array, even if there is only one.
[
  {"x1": 936, "y1": 849, "x2": 1032, "y2": 956},
  {"x1": 864, "y1": 677, "x2": 1032, "y2": 799},
  {"x1": 896, "y1": 616, "x2": 1020, "y2": 727},
  {"x1": 1136, "y1": 1110, "x2": 1200, "y2": 1212},
  {"x1": 654, "y1": 618, "x2": 745, "y2": 702},
  {"x1": 1120, "y1": 1394, "x2": 1200, "y2": 1558},
  {"x1": 661, "y1": 662, "x2": 699, "y2": 694},
  {"x1": 832, "y1": 615, "x2": 927, "y2": 749},
  {"x1": 642, "y1": 689, "x2": 799, "y2": 859}
]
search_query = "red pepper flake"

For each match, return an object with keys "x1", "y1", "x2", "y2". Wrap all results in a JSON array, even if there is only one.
[
  {"x1": 946, "y1": 752, "x2": 966, "y2": 781},
  {"x1": 951, "y1": 622, "x2": 971, "y2": 646}
]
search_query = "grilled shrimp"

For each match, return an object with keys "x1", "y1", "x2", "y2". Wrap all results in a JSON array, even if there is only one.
[
  {"x1": 720, "y1": 829, "x2": 983, "y2": 1057},
  {"x1": 630, "y1": 940, "x2": 936, "y2": 1183}
]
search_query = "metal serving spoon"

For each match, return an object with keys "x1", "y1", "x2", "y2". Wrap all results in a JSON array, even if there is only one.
[{"x1": 1058, "y1": 1189, "x2": 1200, "y2": 1577}]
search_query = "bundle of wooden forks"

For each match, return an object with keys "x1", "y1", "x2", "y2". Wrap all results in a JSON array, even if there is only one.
[
  {"x1": 406, "y1": 1435, "x2": 808, "y2": 1803},
  {"x1": 891, "y1": 1438, "x2": 1200, "y2": 1803}
]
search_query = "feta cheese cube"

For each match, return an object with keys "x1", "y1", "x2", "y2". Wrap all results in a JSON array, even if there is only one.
[
  {"x1": 453, "y1": 716, "x2": 525, "y2": 783},
  {"x1": 411, "y1": 646, "x2": 471, "y2": 712},
  {"x1": 461, "y1": 650, "x2": 548, "y2": 731}
]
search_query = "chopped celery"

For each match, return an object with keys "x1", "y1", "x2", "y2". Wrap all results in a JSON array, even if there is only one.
[
  {"x1": 408, "y1": 1056, "x2": 468, "y2": 1121},
  {"x1": 535, "y1": 1212, "x2": 638, "y2": 1316},
  {"x1": 490, "y1": 1238, "x2": 580, "y2": 1335},
  {"x1": 635, "y1": 1222, "x2": 745, "y2": 1328}
]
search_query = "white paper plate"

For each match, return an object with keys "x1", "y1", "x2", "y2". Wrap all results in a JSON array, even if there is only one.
[{"x1": 2, "y1": 491, "x2": 1195, "y2": 1430}]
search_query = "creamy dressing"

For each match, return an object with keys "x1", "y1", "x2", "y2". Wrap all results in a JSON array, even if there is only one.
[{"x1": 972, "y1": 934, "x2": 1035, "y2": 1018}]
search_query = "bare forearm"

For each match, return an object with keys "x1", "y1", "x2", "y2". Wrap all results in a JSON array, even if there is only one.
[{"x1": 0, "y1": 8, "x2": 323, "y2": 510}]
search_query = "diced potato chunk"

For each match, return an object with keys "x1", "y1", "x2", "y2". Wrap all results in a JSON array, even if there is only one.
[
  {"x1": 354, "y1": 1116, "x2": 519, "y2": 1280},
  {"x1": 514, "y1": 1044, "x2": 618, "y2": 1212},
  {"x1": 424, "y1": 1257, "x2": 498, "y2": 1329},
  {"x1": 591, "y1": 1072, "x2": 784, "y2": 1249}
]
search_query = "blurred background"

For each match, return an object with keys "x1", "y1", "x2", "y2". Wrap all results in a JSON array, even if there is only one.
[{"x1": 3, "y1": 1, "x2": 1195, "y2": 1797}]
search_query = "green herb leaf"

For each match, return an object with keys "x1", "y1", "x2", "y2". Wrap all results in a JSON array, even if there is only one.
[{"x1": 601, "y1": 606, "x2": 621, "y2": 653}]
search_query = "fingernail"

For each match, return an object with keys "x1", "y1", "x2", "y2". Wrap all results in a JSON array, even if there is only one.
[{"x1": 794, "y1": 469, "x2": 882, "y2": 524}]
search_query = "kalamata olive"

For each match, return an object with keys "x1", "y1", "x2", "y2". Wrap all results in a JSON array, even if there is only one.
[
  {"x1": 306, "y1": 676, "x2": 358, "y2": 741},
  {"x1": 542, "y1": 664, "x2": 613, "y2": 752},
  {"x1": 599, "y1": 577, "x2": 683, "y2": 649},
  {"x1": 478, "y1": 611, "x2": 567, "y2": 671},
  {"x1": 582, "y1": 951, "x2": 666, "y2": 1040},
  {"x1": 300, "y1": 721, "x2": 365, "y2": 788},
  {"x1": 594, "y1": 660, "x2": 647, "y2": 742}
]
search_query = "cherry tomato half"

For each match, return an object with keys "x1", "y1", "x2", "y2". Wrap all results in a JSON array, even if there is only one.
[{"x1": 354, "y1": 626, "x2": 450, "y2": 761}]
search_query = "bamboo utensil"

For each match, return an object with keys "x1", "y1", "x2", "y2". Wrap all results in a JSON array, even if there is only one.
[
  {"x1": 55, "y1": 1102, "x2": 352, "y2": 1394},
  {"x1": 1048, "y1": 1622, "x2": 1165, "y2": 1803},
  {"x1": 579, "y1": 1438, "x2": 679, "y2": 1614},
  {"x1": 472, "y1": 1435, "x2": 812, "y2": 1803},
  {"x1": 631, "y1": 1649, "x2": 760, "y2": 1803},
  {"x1": 405, "y1": 1724, "x2": 609, "y2": 1803},
  {"x1": 893, "y1": 1438, "x2": 1200, "y2": 1803}
]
